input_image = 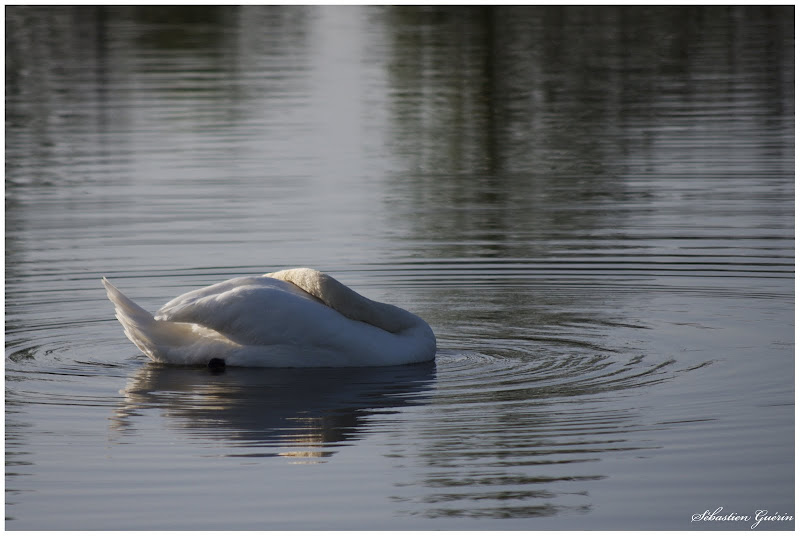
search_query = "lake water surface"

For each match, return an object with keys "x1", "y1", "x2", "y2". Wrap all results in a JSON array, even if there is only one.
[{"x1": 5, "y1": 6, "x2": 795, "y2": 530}]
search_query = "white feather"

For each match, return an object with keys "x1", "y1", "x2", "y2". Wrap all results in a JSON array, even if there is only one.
[{"x1": 102, "y1": 269, "x2": 436, "y2": 368}]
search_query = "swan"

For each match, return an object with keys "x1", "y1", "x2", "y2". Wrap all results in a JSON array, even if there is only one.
[{"x1": 102, "y1": 268, "x2": 436, "y2": 368}]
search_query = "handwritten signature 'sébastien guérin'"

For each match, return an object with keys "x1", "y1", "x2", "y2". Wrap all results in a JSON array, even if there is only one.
[{"x1": 692, "y1": 507, "x2": 793, "y2": 529}]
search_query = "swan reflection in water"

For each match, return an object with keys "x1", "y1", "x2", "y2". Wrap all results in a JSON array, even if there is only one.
[{"x1": 112, "y1": 361, "x2": 436, "y2": 462}]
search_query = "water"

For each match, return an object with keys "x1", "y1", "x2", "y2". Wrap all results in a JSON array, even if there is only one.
[{"x1": 5, "y1": 6, "x2": 794, "y2": 530}]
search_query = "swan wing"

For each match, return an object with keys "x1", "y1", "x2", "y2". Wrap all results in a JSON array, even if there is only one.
[
  {"x1": 156, "y1": 277, "x2": 319, "y2": 316},
  {"x1": 154, "y1": 277, "x2": 336, "y2": 347}
]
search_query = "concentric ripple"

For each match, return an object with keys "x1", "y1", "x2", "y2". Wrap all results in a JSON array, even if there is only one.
[{"x1": 4, "y1": 253, "x2": 778, "y2": 522}]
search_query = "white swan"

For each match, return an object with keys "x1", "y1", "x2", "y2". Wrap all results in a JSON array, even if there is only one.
[{"x1": 102, "y1": 268, "x2": 436, "y2": 368}]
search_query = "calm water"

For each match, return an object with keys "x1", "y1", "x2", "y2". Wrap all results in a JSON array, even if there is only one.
[{"x1": 5, "y1": 6, "x2": 795, "y2": 530}]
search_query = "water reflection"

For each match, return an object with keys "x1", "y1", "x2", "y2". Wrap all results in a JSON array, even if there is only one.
[
  {"x1": 390, "y1": 348, "x2": 678, "y2": 519},
  {"x1": 381, "y1": 5, "x2": 793, "y2": 261},
  {"x1": 112, "y1": 362, "x2": 436, "y2": 462}
]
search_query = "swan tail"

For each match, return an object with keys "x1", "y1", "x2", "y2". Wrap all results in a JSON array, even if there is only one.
[
  {"x1": 102, "y1": 277, "x2": 161, "y2": 358},
  {"x1": 103, "y1": 278, "x2": 237, "y2": 365},
  {"x1": 103, "y1": 278, "x2": 153, "y2": 327}
]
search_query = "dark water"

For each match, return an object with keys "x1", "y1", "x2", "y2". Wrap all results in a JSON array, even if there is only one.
[{"x1": 5, "y1": 6, "x2": 794, "y2": 530}]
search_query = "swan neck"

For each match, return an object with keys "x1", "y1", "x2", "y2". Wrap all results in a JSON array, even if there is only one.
[{"x1": 265, "y1": 268, "x2": 420, "y2": 334}]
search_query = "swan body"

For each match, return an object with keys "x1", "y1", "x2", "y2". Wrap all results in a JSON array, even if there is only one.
[{"x1": 102, "y1": 268, "x2": 436, "y2": 368}]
